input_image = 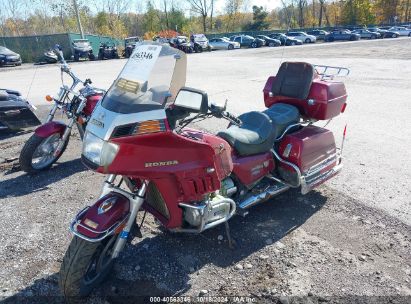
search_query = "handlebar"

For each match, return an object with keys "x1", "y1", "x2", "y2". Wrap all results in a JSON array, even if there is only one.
[
  {"x1": 208, "y1": 103, "x2": 242, "y2": 126},
  {"x1": 53, "y1": 44, "x2": 89, "y2": 89}
]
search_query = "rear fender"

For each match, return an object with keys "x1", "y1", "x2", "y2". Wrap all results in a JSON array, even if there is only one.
[
  {"x1": 70, "y1": 192, "x2": 130, "y2": 241},
  {"x1": 35, "y1": 121, "x2": 66, "y2": 138}
]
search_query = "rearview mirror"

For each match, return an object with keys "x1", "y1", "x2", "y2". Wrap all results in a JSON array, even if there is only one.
[{"x1": 174, "y1": 87, "x2": 208, "y2": 114}]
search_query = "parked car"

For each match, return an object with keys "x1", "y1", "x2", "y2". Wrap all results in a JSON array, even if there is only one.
[
  {"x1": 229, "y1": 35, "x2": 265, "y2": 48},
  {"x1": 306, "y1": 29, "x2": 329, "y2": 40},
  {"x1": 0, "y1": 89, "x2": 40, "y2": 131},
  {"x1": 352, "y1": 29, "x2": 380, "y2": 39},
  {"x1": 268, "y1": 33, "x2": 302, "y2": 46},
  {"x1": 286, "y1": 31, "x2": 317, "y2": 43},
  {"x1": 169, "y1": 36, "x2": 194, "y2": 53},
  {"x1": 98, "y1": 42, "x2": 119, "y2": 60},
  {"x1": 190, "y1": 34, "x2": 212, "y2": 52},
  {"x1": 324, "y1": 30, "x2": 360, "y2": 42},
  {"x1": 209, "y1": 37, "x2": 240, "y2": 50},
  {"x1": 71, "y1": 39, "x2": 95, "y2": 61},
  {"x1": 0, "y1": 46, "x2": 22, "y2": 67},
  {"x1": 124, "y1": 36, "x2": 141, "y2": 58},
  {"x1": 368, "y1": 28, "x2": 399, "y2": 38},
  {"x1": 256, "y1": 35, "x2": 281, "y2": 47},
  {"x1": 388, "y1": 26, "x2": 411, "y2": 36}
]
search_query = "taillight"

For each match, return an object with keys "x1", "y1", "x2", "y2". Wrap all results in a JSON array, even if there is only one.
[{"x1": 341, "y1": 103, "x2": 347, "y2": 113}]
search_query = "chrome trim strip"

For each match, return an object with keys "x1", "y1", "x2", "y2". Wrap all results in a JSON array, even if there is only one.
[{"x1": 69, "y1": 206, "x2": 128, "y2": 243}]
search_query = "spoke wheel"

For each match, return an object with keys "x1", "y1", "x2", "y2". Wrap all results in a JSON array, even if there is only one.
[{"x1": 19, "y1": 133, "x2": 69, "y2": 174}]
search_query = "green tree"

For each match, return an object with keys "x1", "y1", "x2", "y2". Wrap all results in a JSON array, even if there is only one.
[{"x1": 244, "y1": 5, "x2": 270, "y2": 30}]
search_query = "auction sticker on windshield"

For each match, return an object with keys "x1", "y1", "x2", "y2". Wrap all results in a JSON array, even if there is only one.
[{"x1": 120, "y1": 44, "x2": 162, "y2": 83}]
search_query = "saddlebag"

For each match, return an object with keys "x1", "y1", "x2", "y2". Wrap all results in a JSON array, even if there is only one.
[{"x1": 276, "y1": 125, "x2": 342, "y2": 194}]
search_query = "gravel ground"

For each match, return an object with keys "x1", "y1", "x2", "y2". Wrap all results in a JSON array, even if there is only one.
[{"x1": 0, "y1": 38, "x2": 410, "y2": 303}]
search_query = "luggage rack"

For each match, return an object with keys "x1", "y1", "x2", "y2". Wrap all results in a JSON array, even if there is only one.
[{"x1": 313, "y1": 64, "x2": 350, "y2": 80}]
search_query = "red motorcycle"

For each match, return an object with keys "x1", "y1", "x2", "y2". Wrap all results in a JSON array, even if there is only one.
[
  {"x1": 19, "y1": 46, "x2": 105, "y2": 173},
  {"x1": 59, "y1": 42, "x2": 349, "y2": 300}
]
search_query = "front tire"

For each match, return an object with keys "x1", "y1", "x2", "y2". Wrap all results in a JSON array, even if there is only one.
[
  {"x1": 19, "y1": 133, "x2": 69, "y2": 174},
  {"x1": 251, "y1": 42, "x2": 257, "y2": 48},
  {"x1": 59, "y1": 236, "x2": 116, "y2": 303},
  {"x1": 305, "y1": 38, "x2": 310, "y2": 43},
  {"x1": 228, "y1": 44, "x2": 234, "y2": 50}
]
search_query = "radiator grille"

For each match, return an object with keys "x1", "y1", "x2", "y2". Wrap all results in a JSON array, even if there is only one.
[{"x1": 146, "y1": 182, "x2": 170, "y2": 219}]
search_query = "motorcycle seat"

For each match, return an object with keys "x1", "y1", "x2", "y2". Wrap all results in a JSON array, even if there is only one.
[
  {"x1": 263, "y1": 103, "x2": 300, "y2": 139},
  {"x1": 218, "y1": 111, "x2": 275, "y2": 156}
]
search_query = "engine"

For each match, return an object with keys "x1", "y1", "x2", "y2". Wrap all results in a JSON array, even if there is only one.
[{"x1": 181, "y1": 194, "x2": 236, "y2": 232}]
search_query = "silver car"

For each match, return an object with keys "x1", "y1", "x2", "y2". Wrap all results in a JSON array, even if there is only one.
[{"x1": 209, "y1": 37, "x2": 240, "y2": 50}]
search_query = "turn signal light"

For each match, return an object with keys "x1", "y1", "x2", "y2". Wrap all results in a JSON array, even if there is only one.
[
  {"x1": 111, "y1": 120, "x2": 167, "y2": 138},
  {"x1": 45, "y1": 95, "x2": 53, "y2": 102},
  {"x1": 134, "y1": 120, "x2": 166, "y2": 135}
]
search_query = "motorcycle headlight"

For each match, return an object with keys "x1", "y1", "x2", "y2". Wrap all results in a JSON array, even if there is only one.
[{"x1": 82, "y1": 132, "x2": 119, "y2": 167}]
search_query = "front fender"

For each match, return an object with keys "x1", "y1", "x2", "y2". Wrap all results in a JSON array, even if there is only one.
[
  {"x1": 35, "y1": 121, "x2": 66, "y2": 138},
  {"x1": 70, "y1": 192, "x2": 130, "y2": 241}
]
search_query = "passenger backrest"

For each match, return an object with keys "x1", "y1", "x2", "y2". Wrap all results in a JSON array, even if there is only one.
[{"x1": 271, "y1": 62, "x2": 314, "y2": 100}]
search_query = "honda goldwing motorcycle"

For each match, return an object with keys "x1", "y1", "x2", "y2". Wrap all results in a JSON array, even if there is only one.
[
  {"x1": 19, "y1": 46, "x2": 105, "y2": 173},
  {"x1": 59, "y1": 42, "x2": 349, "y2": 300}
]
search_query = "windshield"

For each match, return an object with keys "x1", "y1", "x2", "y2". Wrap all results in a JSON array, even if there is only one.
[
  {"x1": 101, "y1": 42, "x2": 186, "y2": 114},
  {"x1": 194, "y1": 34, "x2": 207, "y2": 41}
]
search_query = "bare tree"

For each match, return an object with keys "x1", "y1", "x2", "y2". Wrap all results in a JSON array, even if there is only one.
[{"x1": 186, "y1": 0, "x2": 213, "y2": 32}]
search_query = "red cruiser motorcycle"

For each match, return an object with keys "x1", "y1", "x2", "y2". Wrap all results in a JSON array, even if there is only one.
[
  {"x1": 19, "y1": 46, "x2": 105, "y2": 173},
  {"x1": 59, "y1": 42, "x2": 349, "y2": 300}
]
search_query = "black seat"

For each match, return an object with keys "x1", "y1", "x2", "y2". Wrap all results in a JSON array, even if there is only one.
[
  {"x1": 272, "y1": 62, "x2": 314, "y2": 100},
  {"x1": 263, "y1": 103, "x2": 300, "y2": 139},
  {"x1": 218, "y1": 111, "x2": 275, "y2": 156}
]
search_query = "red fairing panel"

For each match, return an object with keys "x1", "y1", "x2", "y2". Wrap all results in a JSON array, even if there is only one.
[
  {"x1": 232, "y1": 152, "x2": 275, "y2": 187},
  {"x1": 76, "y1": 193, "x2": 130, "y2": 239},
  {"x1": 83, "y1": 94, "x2": 103, "y2": 117},
  {"x1": 34, "y1": 121, "x2": 66, "y2": 138},
  {"x1": 263, "y1": 76, "x2": 347, "y2": 120},
  {"x1": 103, "y1": 129, "x2": 233, "y2": 229},
  {"x1": 278, "y1": 125, "x2": 337, "y2": 173}
]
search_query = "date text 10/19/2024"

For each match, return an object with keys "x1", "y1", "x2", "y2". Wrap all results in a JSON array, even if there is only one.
[{"x1": 149, "y1": 296, "x2": 257, "y2": 303}]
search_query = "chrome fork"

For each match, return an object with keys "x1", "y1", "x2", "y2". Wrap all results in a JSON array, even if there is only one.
[{"x1": 100, "y1": 175, "x2": 148, "y2": 259}]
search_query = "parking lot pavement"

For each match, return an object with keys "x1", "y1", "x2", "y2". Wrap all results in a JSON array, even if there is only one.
[{"x1": 0, "y1": 37, "x2": 410, "y2": 301}]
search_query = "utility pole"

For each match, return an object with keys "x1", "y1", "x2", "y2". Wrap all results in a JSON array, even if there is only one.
[{"x1": 72, "y1": 0, "x2": 84, "y2": 38}]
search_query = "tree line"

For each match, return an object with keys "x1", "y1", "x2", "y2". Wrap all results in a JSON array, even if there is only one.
[{"x1": 0, "y1": 0, "x2": 410, "y2": 38}]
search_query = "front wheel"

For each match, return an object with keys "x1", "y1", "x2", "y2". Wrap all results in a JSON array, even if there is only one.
[
  {"x1": 228, "y1": 44, "x2": 234, "y2": 50},
  {"x1": 59, "y1": 236, "x2": 116, "y2": 303},
  {"x1": 305, "y1": 38, "x2": 310, "y2": 43},
  {"x1": 19, "y1": 133, "x2": 69, "y2": 174}
]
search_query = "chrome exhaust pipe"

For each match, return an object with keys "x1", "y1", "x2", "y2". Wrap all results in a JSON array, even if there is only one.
[{"x1": 238, "y1": 183, "x2": 289, "y2": 210}]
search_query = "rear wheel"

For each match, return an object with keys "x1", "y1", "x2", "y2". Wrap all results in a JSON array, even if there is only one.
[
  {"x1": 408, "y1": 33, "x2": 411, "y2": 37},
  {"x1": 59, "y1": 236, "x2": 116, "y2": 304},
  {"x1": 19, "y1": 133, "x2": 69, "y2": 174}
]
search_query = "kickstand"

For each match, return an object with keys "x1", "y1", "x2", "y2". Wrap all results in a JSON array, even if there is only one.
[{"x1": 225, "y1": 221, "x2": 236, "y2": 250}]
